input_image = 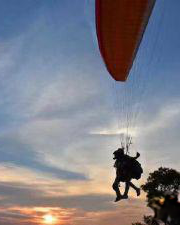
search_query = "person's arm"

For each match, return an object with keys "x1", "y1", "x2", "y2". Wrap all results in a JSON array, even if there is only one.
[
  {"x1": 133, "y1": 152, "x2": 140, "y2": 160},
  {"x1": 114, "y1": 160, "x2": 117, "y2": 168}
]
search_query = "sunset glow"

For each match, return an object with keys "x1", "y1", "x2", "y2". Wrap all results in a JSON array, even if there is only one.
[{"x1": 43, "y1": 214, "x2": 57, "y2": 224}]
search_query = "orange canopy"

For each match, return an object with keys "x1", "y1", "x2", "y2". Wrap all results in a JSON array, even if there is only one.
[{"x1": 96, "y1": 0, "x2": 156, "y2": 81}]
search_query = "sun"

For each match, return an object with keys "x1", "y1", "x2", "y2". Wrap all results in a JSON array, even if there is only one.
[{"x1": 43, "y1": 214, "x2": 57, "y2": 224}]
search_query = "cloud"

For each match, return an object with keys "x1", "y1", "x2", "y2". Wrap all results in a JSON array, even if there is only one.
[
  {"x1": 0, "y1": 0, "x2": 116, "y2": 183},
  {"x1": 134, "y1": 99, "x2": 180, "y2": 174},
  {"x1": 0, "y1": 132, "x2": 88, "y2": 180},
  {"x1": 0, "y1": 180, "x2": 150, "y2": 225},
  {"x1": 0, "y1": 180, "x2": 113, "y2": 210}
]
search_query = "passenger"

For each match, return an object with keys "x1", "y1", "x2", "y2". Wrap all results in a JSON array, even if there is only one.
[{"x1": 112, "y1": 147, "x2": 142, "y2": 202}]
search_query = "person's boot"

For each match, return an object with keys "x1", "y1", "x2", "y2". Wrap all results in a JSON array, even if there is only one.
[
  {"x1": 114, "y1": 195, "x2": 122, "y2": 202},
  {"x1": 122, "y1": 194, "x2": 128, "y2": 199}
]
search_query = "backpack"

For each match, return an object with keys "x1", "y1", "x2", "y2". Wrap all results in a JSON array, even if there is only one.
[{"x1": 130, "y1": 159, "x2": 143, "y2": 180}]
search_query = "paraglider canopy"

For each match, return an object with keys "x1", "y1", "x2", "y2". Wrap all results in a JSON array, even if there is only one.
[{"x1": 95, "y1": 0, "x2": 156, "y2": 81}]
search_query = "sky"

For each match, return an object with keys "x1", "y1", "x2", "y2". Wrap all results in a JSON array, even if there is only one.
[{"x1": 0, "y1": 0, "x2": 180, "y2": 224}]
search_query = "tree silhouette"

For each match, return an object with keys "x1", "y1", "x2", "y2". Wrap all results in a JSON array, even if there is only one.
[
  {"x1": 141, "y1": 167, "x2": 180, "y2": 202},
  {"x1": 132, "y1": 216, "x2": 159, "y2": 225},
  {"x1": 132, "y1": 167, "x2": 180, "y2": 225}
]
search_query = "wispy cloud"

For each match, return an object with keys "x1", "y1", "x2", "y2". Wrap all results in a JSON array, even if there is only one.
[
  {"x1": 0, "y1": 132, "x2": 88, "y2": 180},
  {"x1": 0, "y1": 180, "x2": 149, "y2": 225}
]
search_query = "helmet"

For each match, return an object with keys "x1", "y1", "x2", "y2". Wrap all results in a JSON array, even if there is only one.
[{"x1": 113, "y1": 147, "x2": 124, "y2": 159}]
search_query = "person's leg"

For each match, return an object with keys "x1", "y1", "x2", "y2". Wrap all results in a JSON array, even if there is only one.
[
  {"x1": 123, "y1": 181, "x2": 130, "y2": 198},
  {"x1": 112, "y1": 178, "x2": 122, "y2": 202},
  {"x1": 129, "y1": 181, "x2": 141, "y2": 196}
]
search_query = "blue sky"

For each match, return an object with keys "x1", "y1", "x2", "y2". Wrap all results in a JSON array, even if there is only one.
[{"x1": 0, "y1": 0, "x2": 180, "y2": 224}]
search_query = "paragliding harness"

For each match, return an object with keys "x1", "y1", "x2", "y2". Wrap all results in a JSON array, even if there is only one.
[{"x1": 113, "y1": 138, "x2": 143, "y2": 182}]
